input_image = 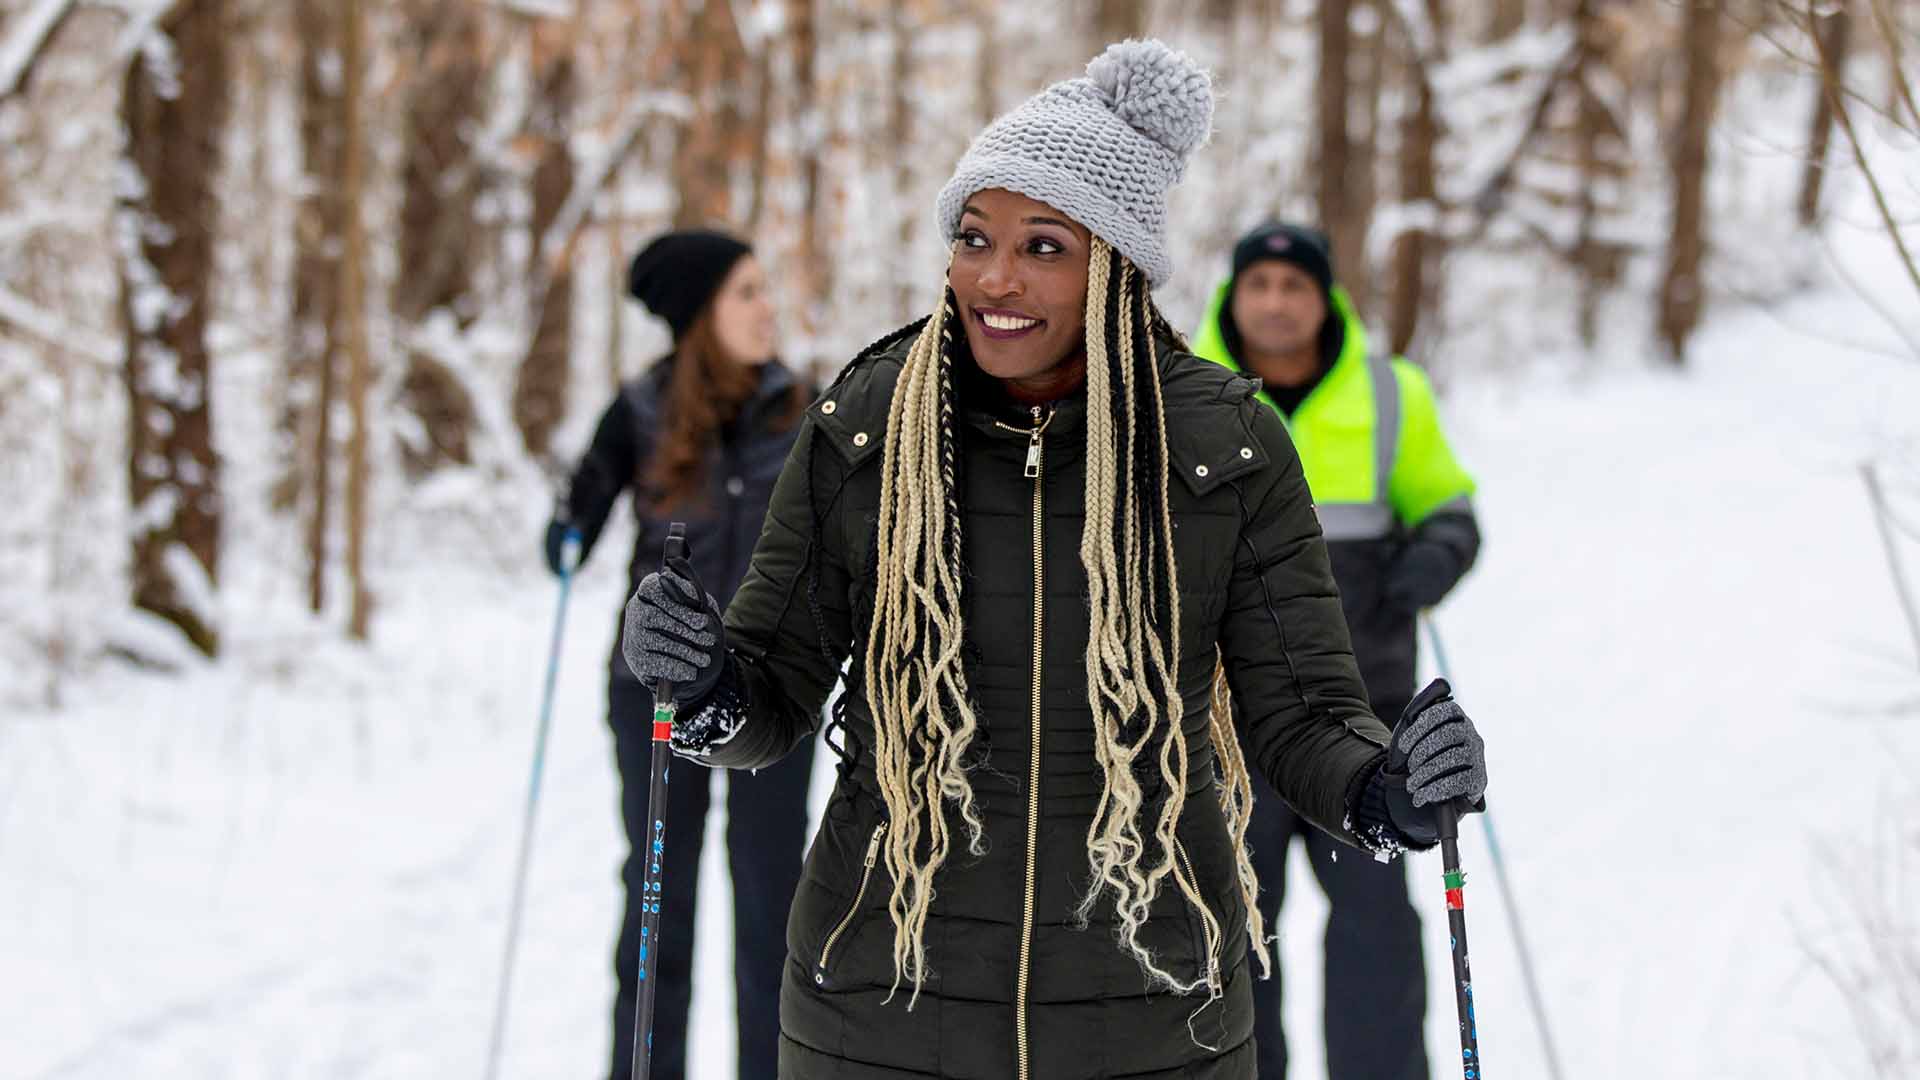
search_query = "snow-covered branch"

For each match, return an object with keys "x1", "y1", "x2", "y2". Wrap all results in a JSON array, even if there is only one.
[
  {"x1": 0, "y1": 284, "x2": 119, "y2": 366},
  {"x1": 539, "y1": 89, "x2": 690, "y2": 268},
  {"x1": 0, "y1": 0, "x2": 79, "y2": 99}
]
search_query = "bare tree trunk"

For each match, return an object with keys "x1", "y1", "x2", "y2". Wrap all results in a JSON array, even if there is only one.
[
  {"x1": 394, "y1": 0, "x2": 485, "y2": 473},
  {"x1": 511, "y1": 16, "x2": 578, "y2": 459},
  {"x1": 890, "y1": 6, "x2": 915, "y2": 321},
  {"x1": 288, "y1": 0, "x2": 344, "y2": 612},
  {"x1": 1387, "y1": 4, "x2": 1445, "y2": 356},
  {"x1": 1573, "y1": 0, "x2": 1607, "y2": 345},
  {"x1": 1656, "y1": 1, "x2": 1721, "y2": 365},
  {"x1": 1347, "y1": 2, "x2": 1384, "y2": 308},
  {"x1": 1318, "y1": 0, "x2": 1362, "y2": 293},
  {"x1": 606, "y1": 201, "x2": 627, "y2": 391},
  {"x1": 747, "y1": 31, "x2": 775, "y2": 234},
  {"x1": 672, "y1": 0, "x2": 749, "y2": 228},
  {"x1": 340, "y1": 0, "x2": 373, "y2": 641},
  {"x1": 1797, "y1": 0, "x2": 1851, "y2": 227},
  {"x1": 790, "y1": 0, "x2": 831, "y2": 371},
  {"x1": 117, "y1": 0, "x2": 231, "y2": 657}
]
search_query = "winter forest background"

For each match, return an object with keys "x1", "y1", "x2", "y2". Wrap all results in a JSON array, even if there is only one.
[{"x1": 3, "y1": 0, "x2": 1919, "y2": 1077}]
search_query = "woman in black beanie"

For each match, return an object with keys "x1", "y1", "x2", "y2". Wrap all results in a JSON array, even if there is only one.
[{"x1": 545, "y1": 228, "x2": 814, "y2": 1080}]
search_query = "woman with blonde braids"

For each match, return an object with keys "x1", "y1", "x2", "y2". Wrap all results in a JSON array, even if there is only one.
[{"x1": 622, "y1": 40, "x2": 1489, "y2": 1079}]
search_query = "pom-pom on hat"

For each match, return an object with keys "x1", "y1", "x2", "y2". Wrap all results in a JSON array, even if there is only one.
[{"x1": 934, "y1": 39, "x2": 1213, "y2": 289}]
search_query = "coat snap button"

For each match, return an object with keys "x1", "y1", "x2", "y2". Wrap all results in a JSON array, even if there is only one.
[
  {"x1": 726, "y1": 477, "x2": 745, "y2": 497},
  {"x1": 1195, "y1": 464, "x2": 1209, "y2": 478},
  {"x1": 822, "y1": 400, "x2": 837, "y2": 415},
  {"x1": 853, "y1": 432, "x2": 869, "y2": 447},
  {"x1": 1240, "y1": 447, "x2": 1254, "y2": 459}
]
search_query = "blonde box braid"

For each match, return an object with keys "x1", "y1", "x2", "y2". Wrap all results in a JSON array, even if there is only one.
[{"x1": 863, "y1": 240, "x2": 1268, "y2": 1012}]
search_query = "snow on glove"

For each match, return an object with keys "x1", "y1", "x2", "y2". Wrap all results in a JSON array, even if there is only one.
[
  {"x1": 666, "y1": 670, "x2": 752, "y2": 760},
  {"x1": 1379, "y1": 677, "x2": 1487, "y2": 847},
  {"x1": 621, "y1": 551, "x2": 725, "y2": 706}
]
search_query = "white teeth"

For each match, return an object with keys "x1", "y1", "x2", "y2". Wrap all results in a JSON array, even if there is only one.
[{"x1": 982, "y1": 312, "x2": 1039, "y2": 331}]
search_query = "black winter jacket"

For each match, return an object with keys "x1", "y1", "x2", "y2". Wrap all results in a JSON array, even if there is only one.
[
  {"x1": 562, "y1": 356, "x2": 804, "y2": 683},
  {"x1": 699, "y1": 327, "x2": 1392, "y2": 1078}
]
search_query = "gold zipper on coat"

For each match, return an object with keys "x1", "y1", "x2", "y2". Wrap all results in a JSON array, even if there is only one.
[
  {"x1": 814, "y1": 822, "x2": 887, "y2": 984},
  {"x1": 995, "y1": 404, "x2": 1051, "y2": 1080}
]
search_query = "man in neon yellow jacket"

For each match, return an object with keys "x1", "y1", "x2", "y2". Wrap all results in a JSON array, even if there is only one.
[{"x1": 1194, "y1": 223, "x2": 1480, "y2": 1079}]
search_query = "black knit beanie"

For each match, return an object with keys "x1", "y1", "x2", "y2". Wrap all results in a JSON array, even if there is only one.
[
  {"x1": 1230, "y1": 222, "x2": 1334, "y2": 295},
  {"x1": 626, "y1": 229, "x2": 753, "y2": 340}
]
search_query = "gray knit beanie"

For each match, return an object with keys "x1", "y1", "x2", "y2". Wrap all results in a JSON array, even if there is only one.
[{"x1": 934, "y1": 39, "x2": 1213, "y2": 289}]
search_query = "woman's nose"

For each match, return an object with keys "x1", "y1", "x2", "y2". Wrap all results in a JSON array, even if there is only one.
[{"x1": 974, "y1": 248, "x2": 1022, "y2": 300}]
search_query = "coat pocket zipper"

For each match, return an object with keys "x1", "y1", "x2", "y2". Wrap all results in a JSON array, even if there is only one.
[
  {"x1": 1174, "y1": 836, "x2": 1223, "y2": 995},
  {"x1": 814, "y1": 822, "x2": 888, "y2": 985}
]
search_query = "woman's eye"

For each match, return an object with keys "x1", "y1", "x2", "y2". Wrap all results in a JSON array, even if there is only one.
[
  {"x1": 1029, "y1": 237, "x2": 1063, "y2": 256},
  {"x1": 956, "y1": 231, "x2": 988, "y2": 250}
]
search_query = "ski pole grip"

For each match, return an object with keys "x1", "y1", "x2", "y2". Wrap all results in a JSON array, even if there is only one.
[
  {"x1": 1435, "y1": 799, "x2": 1461, "y2": 843},
  {"x1": 649, "y1": 522, "x2": 690, "y2": 739}
]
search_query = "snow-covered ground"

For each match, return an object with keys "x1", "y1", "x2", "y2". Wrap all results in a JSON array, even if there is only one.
[{"x1": 6, "y1": 266, "x2": 1920, "y2": 1077}]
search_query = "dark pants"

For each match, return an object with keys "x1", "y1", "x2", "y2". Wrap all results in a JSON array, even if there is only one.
[
  {"x1": 607, "y1": 674, "x2": 815, "y2": 1080},
  {"x1": 1248, "y1": 772, "x2": 1428, "y2": 1079}
]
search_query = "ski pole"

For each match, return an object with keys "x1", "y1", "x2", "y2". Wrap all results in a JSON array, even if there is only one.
[
  {"x1": 1435, "y1": 800, "x2": 1481, "y2": 1079},
  {"x1": 484, "y1": 525, "x2": 582, "y2": 1080},
  {"x1": 631, "y1": 522, "x2": 688, "y2": 1080},
  {"x1": 1423, "y1": 616, "x2": 1566, "y2": 1080},
  {"x1": 1861, "y1": 461, "x2": 1920, "y2": 670}
]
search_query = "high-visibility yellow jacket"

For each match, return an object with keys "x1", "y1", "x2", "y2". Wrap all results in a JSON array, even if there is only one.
[{"x1": 1194, "y1": 278, "x2": 1479, "y2": 717}]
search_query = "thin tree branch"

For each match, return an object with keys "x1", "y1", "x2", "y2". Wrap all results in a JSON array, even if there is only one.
[
  {"x1": 1731, "y1": 3, "x2": 1911, "y2": 129},
  {"x1": 1461, "y1": 36, "x2": 1583, "y2": 238},
  {"x1": 539, "y1": 89, "x2": 687, "y2": 269},
  {"x1": 1866, "y1": 0, "x2": 1919, "y2": 127},
  {"x1": 1819, "y1": 230, "x2": 1920, "y2": 357}
]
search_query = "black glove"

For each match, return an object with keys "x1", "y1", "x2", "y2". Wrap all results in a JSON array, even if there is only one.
[
  {"x1": 543, "y1": 519, "x2": 580, "y2": 577},
  {"x1": 1382, "y1": 540, "x2": 1460, "y2": 614},
  {"x1": 1378, "y1": 678, "x2": 1487, "y2": 847},
  {"x1": 621, "y1": 551, "x2": 726, "y2": 707}
]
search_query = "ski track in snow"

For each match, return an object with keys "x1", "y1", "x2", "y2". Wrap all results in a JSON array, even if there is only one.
[{"x1": 4, "y1": 288, "x2": 1919, "y2": 1078}]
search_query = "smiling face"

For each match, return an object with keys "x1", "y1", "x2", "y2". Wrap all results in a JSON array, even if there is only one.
[{"x1": 947, "y1": 188, "x2": 1092, "y2": 402}]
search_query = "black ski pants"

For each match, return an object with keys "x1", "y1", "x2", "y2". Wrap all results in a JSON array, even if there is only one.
[{"x1": 1247, "y1": 767, "x2": 1429, "y2": 1079}]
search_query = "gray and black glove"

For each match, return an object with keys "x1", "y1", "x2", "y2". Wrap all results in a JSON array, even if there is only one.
[
  {"x1": 1380, "y1": 678, "x2": 1487, "y2": 847},
  {"x1": 621, "y1": 552, "x2": 726, "y2": 707},
  {"x1": 1351, "y1": 678, "x2": 1487, "y2": 853}
]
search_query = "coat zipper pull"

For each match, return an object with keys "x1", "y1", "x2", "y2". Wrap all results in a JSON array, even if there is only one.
[{"x1": 1024, "y1": 405, "x2": 1045, "y2": 479}]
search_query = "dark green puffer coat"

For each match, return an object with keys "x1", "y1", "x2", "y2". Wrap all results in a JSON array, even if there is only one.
[{"x1": 704, "y1": 324, "x2": 1391, "y2": 1079}]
